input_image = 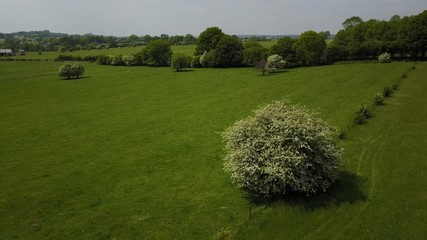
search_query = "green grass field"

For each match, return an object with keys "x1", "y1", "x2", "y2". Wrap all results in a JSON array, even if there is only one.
[
  {"x1": 9, "y1": 45, "x2": 197, "y2": 61},
  {"x1": 0, "y1": 61, "x2": 425, "y2": 239}
]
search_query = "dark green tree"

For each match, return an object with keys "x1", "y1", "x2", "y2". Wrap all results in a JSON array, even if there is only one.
[
  {"x1": 171, "y1": 53, "x2": 191, "y2": 71},
  {"x1": 293, "y1": 31, "x2": 327, "y2": 65},
  {"x1": 195, "y1": 27, "x2": 224, "y2": 55},
  {"x1": 213, "y1": 35, "x2": 244, "y2": 67},
  {"x1": 270, "y1": 36, "x2": 296, "y2": 62},
  {"x1": 142, "y1": 40, "x2": 172, "y2": 66},
  {"x1": 243, "y1": 45, "x2": 268, "y2": 66}
]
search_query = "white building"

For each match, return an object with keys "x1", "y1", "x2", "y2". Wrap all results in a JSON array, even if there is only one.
[{"x1": 0, "y1": 49, "x2": 14, "y2": 56}]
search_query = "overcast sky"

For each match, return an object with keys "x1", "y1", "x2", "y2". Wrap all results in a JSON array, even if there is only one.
[{"x1": 1, "y1": 0, "x2": 426, "y2": 36}]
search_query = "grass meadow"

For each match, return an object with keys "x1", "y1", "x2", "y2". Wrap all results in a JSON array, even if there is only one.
[
  {"x1": 10, "y1": 45, "x2": 196, "y2": 61},
  {"x1": 0, "y1": 59, "x2": 425, "y2": 239}
]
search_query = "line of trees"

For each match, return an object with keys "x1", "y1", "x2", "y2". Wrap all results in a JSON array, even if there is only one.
[
  {"x1": 0, "y1": 31, "x2": 196, "y2": 53},
  {"x1": 331, "y1": 10, "x2": 427, "y2": 60}
]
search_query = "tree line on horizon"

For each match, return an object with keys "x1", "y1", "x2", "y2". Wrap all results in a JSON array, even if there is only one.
[
  {"x1": 0, "y1": 31, "x2": 197, "y2": 52},
  {"x1": 3, "y1": 10, "x2": 425, "y2": 68}
]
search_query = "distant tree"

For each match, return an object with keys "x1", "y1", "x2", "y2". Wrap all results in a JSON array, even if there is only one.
[
  {"x1": 142, "y1": 39, "x2": 172, "y2": 66},
  {"x1": 255, "y1": 59, "x2": 268, "y2": 75},
  {"x1": 342, "y1": 16, "x2": 363, "y2": 29},
  {"x1": 270, "y1": 36, "x2": 296, "y2": 62},
  {"x1": 195, "y1": 27, "x2": 224, "y2": 55},
  {"x1": 318, "y1": 31, "x2": 331, "y2": 39},
  {"x1": 58, "y1": 63, "x2": 85, "y2": 79},
  {"x1": 266, "y1": 54, "x2": 286, "y2": 72},
  {"x1": 243, "y1": 46, "x2": 268, "y2": 66},
  {"x1": 183, "y1": 34, "x2": 196, "y2": 45},
  {"x1": 169, "y1": 35, "x2": 184, "y2": 45},
  {"x1": 171, "y1": 53, "x2": 192, "y2": 71},
  {"x1": 160, "y1": 34, "x2": 169, "y2": 40},
  {"x1": 293, "y1": 31, "x2": 327, "y2": 65},
  {"x1": 213, "y1": 35, "x2": 244, "y2": 67},
  {"x1": 191, "y1": 55, "x2": 202, "y2": 68},
  {"x1": 200, "y1": 51, "x2": 216, "y2": 67},
  {"x1": 142, "y1": 35, "x2": 152, "y2": 43},
  {"x1": 128, "y1": 34, "x2": 139, "y2": 43},
  {"x1": 399, "y1": 10, "x2": 427, "y2": 59}
]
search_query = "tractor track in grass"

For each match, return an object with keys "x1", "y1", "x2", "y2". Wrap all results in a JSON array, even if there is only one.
[{"x1": 330, "y1": 139, "x2": 387, "y2": 240}]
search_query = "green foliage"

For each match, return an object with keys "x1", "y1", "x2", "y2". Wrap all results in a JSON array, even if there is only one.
[
  {"x1": 171, "y1": 53, "x2": 191, "y2": 72},
  {"x1": 111, "y1": 55, "x2": 125, "y2": 66},
  {"x1": 353, "y1": 105, "x2": 371, "y2": 125},
  {"x1": 195, "y1": 27, "x2": 224, "y2": 55},
  {"x1": 191, "y1": 55, "x2": 202, "y2": 68},
  {"x1": 373, "y1": 93, "x2": 385, "y2": 105},
  {"x1": 96, "y1": 55, "x2": 112, "y2": 65},
  {"x1": 222, "y1": 100, "x2": 342, "y2": 196},
  {"x1": 378, "y1": 52, "x2": 391, "y2": 63},
  {"x1": 383, "y1": 86, "x2": 393, "y2": 97},
  {"x1": 243, "y1": 46, "x2": 268, "y2": 66},
  {"x1": 333, "y1": 10, "x2": 427, "y2": 60},
  {"x1": 200, "y1": 51, "x2": 216, "y2": 67},
  {"x1": 58, "y1": 63, "x2": 85, "y2": 79},
  {"x1": 142, "y1": 39, "x2": 172, "y2": 66},
  {"x1": 293, "y1": 31, "x2": 327, "y2": 65},
  {"x1": 270, "y1": 37, "x2": 296, "y2": 61},
  {"x1": 213, "y1": 35, "x2": 244, "y2": 67}
]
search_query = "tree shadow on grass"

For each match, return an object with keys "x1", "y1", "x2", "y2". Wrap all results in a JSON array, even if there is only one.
[
  {"x1": 257, "y1": 70, "x2": 288, "y2": 77},
  {"x1": 246, "y1": 170, "x2": 366, "y2": 211},
  {"x1": 60, "y1": 76, "x2": 91, "y2": 81},
  {"x1": 175, "y1": 69, "x2": 195, "y2": 73}
]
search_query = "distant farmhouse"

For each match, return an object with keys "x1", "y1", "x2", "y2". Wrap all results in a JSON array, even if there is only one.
[{"x1": 0, "y1": 49, "x2": 14, "y2": 56}]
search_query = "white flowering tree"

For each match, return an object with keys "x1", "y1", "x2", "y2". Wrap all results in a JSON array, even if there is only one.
[
  {"x1": 266, "y1": 54, "x2": 286, "y2": 72},
  {"x1": 222, "y1": 100, "x2": 342, "y2": 196}
]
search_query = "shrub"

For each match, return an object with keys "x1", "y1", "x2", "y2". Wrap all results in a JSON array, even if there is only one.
[
  {"x1": 111, "y1": 55, "x2": 125, "y2": 66},
  {"x1": 96, "y1": 55, "x2": 112, "y2": 65},
  {"x1": 373, "y1": 93, "x2": 385, "y2": 106},
  {"x1": 58, "y1": 63, "x2": 85, "y2": 79},
  {"x1": 142, "y1": 39, "x2": 172, "y2": 66},
  {"x1": 383, "y1": 86, "x2": 392, "y2": 97},
  {"x1": 222, "y1": 100, "x2": 342, "y2": 196},
  {"x1": 121, "y1": 55, "x2": 135, "y2": 66},
  {"x1": 353, "y1": 105, "x2": 371, "y2": 125},
  {"x1": 378, "y1": 52, "x2": 391, "y2": 63},
  {"x1": 266, "y1": 54, "x2": 286, "y2": 72},
  {"x1": 200, "y1": 51, "x2": 216, "y2": 67},
  {"x1": 254, "y1": 59, "x2": 267, "y2": 76},
  {"x1": 243, "y1": 46, "x2": 268, "y2": 66},
  {"x1": 191, "y1": 55, "x2": 202, "y2": 68},
  {"x1": 171, "y1": 53, "x2": 191, "y2": 72}
]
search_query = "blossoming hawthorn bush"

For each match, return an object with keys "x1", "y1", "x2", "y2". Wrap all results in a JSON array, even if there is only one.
[{"x1": 222, "y1": 100, "x2": 342, "y2": 196}]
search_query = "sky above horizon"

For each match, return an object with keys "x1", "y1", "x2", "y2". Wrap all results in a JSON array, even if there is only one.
[{"x1": 1, "y1": 0, "x2": 426, "y2": 36}]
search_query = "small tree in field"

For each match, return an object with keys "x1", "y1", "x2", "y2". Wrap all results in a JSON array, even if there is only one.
[
  {"x1": 222, "y1": 100, "x2": 342, "y2": 196},
  {"x1": 171, "y1": 53, "x2": 191, "y2": 72},
  {"x1": 58, "y1": 63, "x2": 85, "y2": 79},
  {"x1": 378, "y1": 52, "x2": 391, "y2": 63},
  {"x1": 255, "y1": 59, "x2": 267, "y2": 75},
  {"x1": 266, "y1": 54, "x2": 286, "y2": 72}
]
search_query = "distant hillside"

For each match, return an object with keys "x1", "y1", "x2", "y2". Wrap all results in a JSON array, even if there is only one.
[{"x1": 0, "y1": 30, "x2": 67, "y2": 39}]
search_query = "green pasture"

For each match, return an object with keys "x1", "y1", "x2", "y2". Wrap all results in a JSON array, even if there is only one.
[
  {"x1": 0, "y1": 61, "x2": 424, "y2": 239},
  {"x1": 10, "y1": 45, "x2": 197, "y2": 61}
]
